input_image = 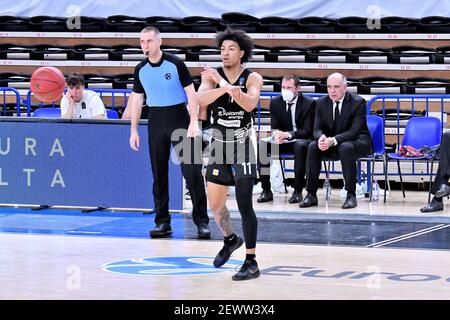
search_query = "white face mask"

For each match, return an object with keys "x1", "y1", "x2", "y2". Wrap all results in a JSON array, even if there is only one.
[{"x1": 281, "y1": 89, "x2": 295, "y2": 102}]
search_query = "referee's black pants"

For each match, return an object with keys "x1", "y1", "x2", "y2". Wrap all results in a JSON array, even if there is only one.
[{"x1": 147, "y1": 105, "x2": 208, "y2": 226}]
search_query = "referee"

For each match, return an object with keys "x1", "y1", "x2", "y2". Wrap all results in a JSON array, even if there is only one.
[{"x1": 129, "y1": 26, "x2": 210, "y2": 239}]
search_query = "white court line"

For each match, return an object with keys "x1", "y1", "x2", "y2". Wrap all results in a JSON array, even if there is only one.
[
  {"x1": 67, "y1": 231, "x2": 102, "y2": 234},
  {"x1": 367, "y1": 224, "x2": 447, "y2": 247},
  {"x1": 367, "y1": 224, "x2": 450, "y2": 248},
  {"x1": 367, "y1": 224, "x2": 446, "y2": 247},
  {"x1": 373, "y1": 225, "x2": 450, "y2": 248}
]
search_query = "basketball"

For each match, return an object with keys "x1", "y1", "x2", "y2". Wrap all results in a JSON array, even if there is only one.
[{"x1": 30, "y1": 66, "x2": 66, "y2": 103}]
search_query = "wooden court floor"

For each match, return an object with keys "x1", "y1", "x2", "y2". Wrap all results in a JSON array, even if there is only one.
[
  {"x1": 1, "y1": 190, "x2": 450, "y2": 300},
  {"x1": 1, "y1": 232, "x2": 450, "y2": 300}
]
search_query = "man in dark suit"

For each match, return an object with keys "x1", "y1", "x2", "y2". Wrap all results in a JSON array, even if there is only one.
[
  {"x1": 300, "y1": 72, "x2": 372, "y2": 209},
  {"x1": 257, "y1": 75, "x2": 315, "y2": 204},
  {"x1": 421, "y1": 131, "x2": 450, "y2": 212}
]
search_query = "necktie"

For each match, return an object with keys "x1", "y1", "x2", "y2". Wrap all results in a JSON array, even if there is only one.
[
  {"x1": 286, "y1": 103, "x2": 293, "y2": 131},
  {"x1": 287, "y1": 103, "x2": 293, "y2": 117},
  {"x1": 334, "y1": 101, "x2": 340, "y2": 126}
]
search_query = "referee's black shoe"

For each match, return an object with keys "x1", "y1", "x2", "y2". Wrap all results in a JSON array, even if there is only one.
[
  {"x1": 213, "y1": 235, "x2": 244, "y2": 267},
  {"x1": 232, "y1": 259, "x2": 260, "y2": 281},
  {"x1": 149, "y1": 223, "x2": 172, "y2": 238},
  {"x1": 197, "y1": 223, "x2": 211, "y2": 239}
]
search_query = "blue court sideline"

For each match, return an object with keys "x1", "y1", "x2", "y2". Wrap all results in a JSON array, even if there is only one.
[{"x1": 0, "y1": 207, "x2": 449, "y2": 250}]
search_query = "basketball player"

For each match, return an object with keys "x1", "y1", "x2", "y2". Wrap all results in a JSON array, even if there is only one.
[
  {"x1": 61, "y1": 73, "x2": 106, "y2": 119},
  {"x1": 197, "y1": 29, "x2": 263, "y2": 280}
]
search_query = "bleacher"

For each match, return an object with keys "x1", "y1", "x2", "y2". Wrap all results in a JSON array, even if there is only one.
[{"x1": 1, "y1": 13, "x2": 450, "y2": 159}]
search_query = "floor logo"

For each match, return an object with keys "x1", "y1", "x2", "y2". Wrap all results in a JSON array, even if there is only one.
[{"x1": 102, "y1": 256, "x2": 243, "y2": 276}]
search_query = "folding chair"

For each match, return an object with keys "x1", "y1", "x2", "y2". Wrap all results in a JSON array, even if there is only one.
[
  {"x1": 386, "y1": 116, "x2": 442, "y2": 203},
  {"x1": 32, "y1": 108, "x2": 61, "y2": 118},
  {"x1": 106, "y1": 109, "x2": 119, "y2": 119},
  {"x1": 358, "y1": 115, "x2": 387, "y2": 202}
]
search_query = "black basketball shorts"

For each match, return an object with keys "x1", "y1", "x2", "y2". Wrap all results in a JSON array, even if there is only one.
[{"x1": 205, "y1": 133, "x2": 257, "y2": 186}]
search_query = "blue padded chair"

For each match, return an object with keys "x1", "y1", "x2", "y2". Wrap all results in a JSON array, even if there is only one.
[
  {"x1": 386, "y1": 116, "x2": 442, "y2": 202},
  {"x1": 32, "y1": 107, "x2": 61, "y2": 118},
  {"x1": 358, "y1": 115, "x2": 387, "y2": 202},
  {"x1": 33, "y1": 108, "x2": 118, "y2": 119},
  {"x1": 106, "y1": 109, "x2": 119, "y2": 119}
]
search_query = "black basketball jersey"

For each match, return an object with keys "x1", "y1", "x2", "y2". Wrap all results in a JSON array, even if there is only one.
[{"x1": 210, "y1": 67, "x2": 254, "y2": 142}]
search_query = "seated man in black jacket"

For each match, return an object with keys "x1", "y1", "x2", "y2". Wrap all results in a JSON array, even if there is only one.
[
  {"x1": 257, "y1": 75, "x2": 315, "y2": 204},
  {"x1": 300, "y1": 72, "x2": 372, "y2": 209}
]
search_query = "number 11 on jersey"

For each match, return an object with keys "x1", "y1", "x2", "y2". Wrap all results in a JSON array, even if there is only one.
[{"x1": 242, "y1": 162, "x2": 252, "y2": 175}]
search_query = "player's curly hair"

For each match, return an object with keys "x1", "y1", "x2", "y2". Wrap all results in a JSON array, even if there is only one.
[{"x1": 215, "y1": 28, "x2": 254, "y2": 63}]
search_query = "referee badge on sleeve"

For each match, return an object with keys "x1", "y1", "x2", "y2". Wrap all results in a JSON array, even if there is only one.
[{"x1": 212, "y1": 169, "x2": 219, "y2": 176}]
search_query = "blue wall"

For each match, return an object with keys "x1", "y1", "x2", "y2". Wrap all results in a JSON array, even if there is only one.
[{"x1": 0, "y1": 119, "x2": 183, "y2": 210}]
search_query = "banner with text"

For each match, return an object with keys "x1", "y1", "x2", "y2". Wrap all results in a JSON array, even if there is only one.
[{"x1": 0, "y1": 119, "x2": 183, "y2": 210}]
